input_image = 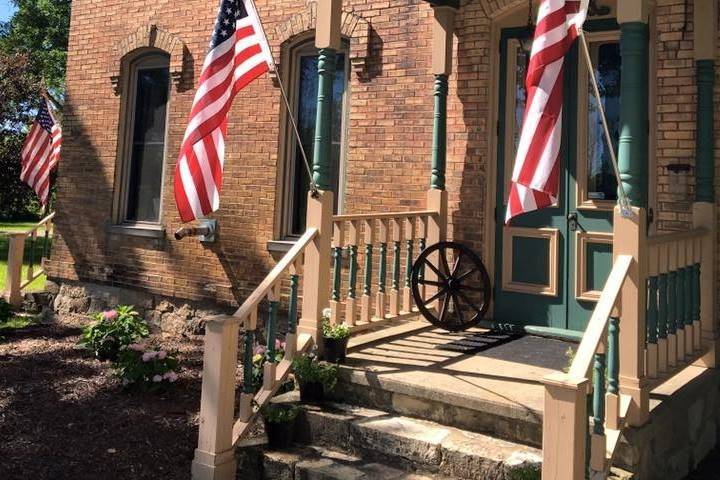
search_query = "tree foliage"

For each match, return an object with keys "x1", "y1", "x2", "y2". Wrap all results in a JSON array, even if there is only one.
[{"x1": 0, "y1": 0, "x2": 70, "y2": 220}]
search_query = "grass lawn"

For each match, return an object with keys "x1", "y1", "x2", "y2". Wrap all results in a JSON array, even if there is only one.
[
  {"x1": 0, "y1": 222, "x2": 37, "y2": 233},
  {"x1": 0, "y1": 221, "x2": 49, "y2": 293},
  {"x1": 0, "y1": 315, "x2": 34, "y2": 332}
]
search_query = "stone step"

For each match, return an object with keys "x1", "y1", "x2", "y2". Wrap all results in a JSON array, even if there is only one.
[{"x1": 270, "y1": 391, "x2": 542, "y2": 480}]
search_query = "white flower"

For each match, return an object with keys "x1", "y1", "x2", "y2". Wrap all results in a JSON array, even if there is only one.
[
  {"x1": 322, "y1": 307, "x2": 332, "y2": 320},
  {"x1": 152, "y1": 375, "x2": 163, "y2": 383}
]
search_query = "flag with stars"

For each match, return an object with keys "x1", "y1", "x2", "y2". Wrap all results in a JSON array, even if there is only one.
[
  {"x1": 20, "y1": 97, "x2": 62, "y2": 206},
  {"x1": 174, "y1": 0, "x2": 273, "y2": 223}
]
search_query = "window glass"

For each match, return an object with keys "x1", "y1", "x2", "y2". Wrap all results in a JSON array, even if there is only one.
[
  {"x1": 586, "y1": 41, "x2": 620, "y2": 202},
  {"x1": 125, "y1": 63, "x2": 169, "y2": 223},
  {"x1": 290, "y1": 51, "x2": 347, "y2": 235}
]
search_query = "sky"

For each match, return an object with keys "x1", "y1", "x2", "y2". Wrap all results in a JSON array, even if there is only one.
[{"x1": 0, "y1": 0, "x2": 16, "y2": 22}]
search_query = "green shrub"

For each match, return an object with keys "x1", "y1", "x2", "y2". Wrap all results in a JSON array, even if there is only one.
[
  {"x1": 78, "y1": 305, "x2": 149, "y2": 360},
  {"x1": 322, "y1": 320, "x2": 350, "y2": 340},
  {"x1": 293, "y1": 354, "x2": 338, "y2": 392},
  {"x1": 261, "y1": 403, "x2": 300, "y2": 424},
  {"x1": 0, "y1": 298, "x2": 12, "y2": 324},
  {"x1": 115, "y1": 343, "x2": 180, "y2": 391}
]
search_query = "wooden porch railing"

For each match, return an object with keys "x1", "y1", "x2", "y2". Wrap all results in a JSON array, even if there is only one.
[
  {"x1": 329, "y1": 210, "x2": 436, "y2": 333},
  {"x1": 542, "y1": 206, "x2": 716, "y2": 479},
  {"x1": 2, "y1": 212, "x2": 55, "y2": 307}
]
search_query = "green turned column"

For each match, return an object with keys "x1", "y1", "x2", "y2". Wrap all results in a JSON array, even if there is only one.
[
  {"x1": 431, "y1": 75, "x2": 449, "y2": 190},
  {"x1": 288, "y1": 274, "x2": 300, "y2": 334},
  {"x1": 312, "y1": 48, "x2": 337, "y2": 190},
  {"x1": 618, "y1": 22, "x2": 649, "y2": 207},
  {"x1": 695, "y1": 60, "x2": 715, "y2": 202}
]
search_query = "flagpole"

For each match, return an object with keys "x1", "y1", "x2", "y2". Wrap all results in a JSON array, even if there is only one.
[
  {"x1": 246, "y1": 0, "x2": 317, "y2": 194},
  {"x1": 578, "y1": 30, "x2": 632, "y2": 216}
]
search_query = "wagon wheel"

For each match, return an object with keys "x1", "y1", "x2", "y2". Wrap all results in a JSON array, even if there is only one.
[{"x1": 411, "y1": 241, "x2": 492, "y2": 332}]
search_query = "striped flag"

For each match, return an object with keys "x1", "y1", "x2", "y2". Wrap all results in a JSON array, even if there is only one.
[
  {"x1": 174, "y1": 0, "x2": 273, "y2": 223},
  {"x1": 505, "y1": 0, "x2": 588, "y2": 223},
  {"x1": 20, "y1": 98, "x2": 62, "y2": 206}
]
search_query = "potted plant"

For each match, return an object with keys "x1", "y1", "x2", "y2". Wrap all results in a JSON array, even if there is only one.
[
  {"x1": 293, "y1": 353, "x2": 338, "y2": 403},
  {"x1": 321, "y1": 310, "x2": 351, "y2": 363},
  {"x1": 260, "y1": 403, "x2": 299, "y2": 450}
]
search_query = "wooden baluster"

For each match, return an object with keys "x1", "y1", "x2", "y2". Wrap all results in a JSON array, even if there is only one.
[
  {"x1": 27, "y1": 231, "x2": 36, "y2": 282},
  {"x1": 4, "y1": 232, "x2": 26, "y2": 307},
  {"x1": 330, "y1": 222, "x2": 344, "y2": 325},
  {"x1": 417, "y1": 216, "x2": 428, "y2": 303},
  {"x1": 390, "y1": 218, "x2": 402, "y2": 317},
  {"x1": 657, "y1": 243, "x2": 669, "y2": 374},
  {"x1": 606, "y1": 316, "x2": 620, "y2": 430},
  {"x1": 590, "y1": 342, "x2": 607, "y2": 473},
  {"x1": 402, "y1": 216, "x2": 415, "y2": 314},
  {"x1": 376, "y1": 219, "x2": 389, "y2": 320},
  {"x1": 360, "y1": 219, "x2": 374, "y2": 325},
  {"x1": 42, "y1": 222, "x2": 51, "y2": 263},
  {"x1": 285, "y1": 261, "x2": 301, "y2": 361},
  {"x1": 240, "y1": 311, "x2": 258, "y2": 417},
  {"x1": 345, "y1": 220, "x2": 359, "y2": 326},
  {"x1": 263, "y1": 285, "x2": 280, "y2": 391},
  {"x1": 682, "y1": 240, "x2": 694, "y2": 357},
  {"x1": 667, "y1": 243, "x2": 678, "y2": 367},
  {"x1": 693, "y1": 236, "x2": 702, "y2": 351}
]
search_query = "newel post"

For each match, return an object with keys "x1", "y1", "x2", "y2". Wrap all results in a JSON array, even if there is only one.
[
  {"x1": 191, "y1": 316, "x2": 240, "y2": 480},
  {"x1": 541, "y1": 373, "x2": 589, "y2": 480},
  {"x1": 613, "y1": 207, "x2": 649, "y2": 426},
  {"x1": 4, "y1": 233, "x2": 26, "y2": 307}
]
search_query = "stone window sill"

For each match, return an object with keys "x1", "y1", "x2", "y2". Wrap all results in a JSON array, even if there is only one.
[
  {"x1": 266, "y1": 239, "x2": 296, "y2": 254},
  {"x1": 107, "y1": 223, "x2": 166, "y2": 239}
]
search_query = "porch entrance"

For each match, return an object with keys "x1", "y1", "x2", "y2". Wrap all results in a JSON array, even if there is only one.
[{"x1": 493, "y1": 24, "x2": 621, "y2": 332}]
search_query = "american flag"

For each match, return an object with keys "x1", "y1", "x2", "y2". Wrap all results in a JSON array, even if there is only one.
[
  {"x1": 174, "y1": 0, "x2": 274, "y2": 223},
  {"x1": 505, "y1": 0, "x2": 588, "y2": 223},
  {"x1": 20, "y1": 98, "x2": 62, "y2": 206}
]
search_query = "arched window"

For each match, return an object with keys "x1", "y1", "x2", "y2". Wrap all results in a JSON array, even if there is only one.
[
  {"x1": 115, "y1": 51, "x2": 171, "y2": 226},
  {"x1": 281, "y1": 38, "x2": 349, "y2": 237}
]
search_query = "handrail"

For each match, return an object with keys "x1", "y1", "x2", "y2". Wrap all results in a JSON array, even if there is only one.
[
  {"x1": 568, "y1": 254, "x2": 633, "y2": 381},
  {"x1": 646, "y1": 226, "x2": 707, "y2": 246},
  {"x1": 233, "y1": 227, "x2": 317, "y2": 322},
  {"x1": 332, "y1": 209, "x2": 437, "y2": 221},
  {"x1": 0, "y1": 212, "x2": 55, "y2": 236}
]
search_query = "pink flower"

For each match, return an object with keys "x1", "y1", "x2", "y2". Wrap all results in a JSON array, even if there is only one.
[
  {"x1": 253, "y1": 345, "x2": 266, "y2": 356},
  {"x1": 163, "y1": 371, "x2": 179, "y2": 383},
  {"x1": 122, "y1": 378, "x2": 130, "y2": 386},
  {"x1": 152, "y1": 375, "x2": 163, "y2": 383},
  {"x1": 275, "y1": 339, "x2": 286, "y2": 351},
  {"x1": 157, "y1": 351, "x2": 167, "y2": 360},
  {"x1": 142, "y1": 352, "x2": 156, "y2": 362},
  {"x1": 103, "y1": 310, "x2": 118, "y2": 322},
  {"x1": 129, "y1": 343, "x2": 146, "y2": 352}
]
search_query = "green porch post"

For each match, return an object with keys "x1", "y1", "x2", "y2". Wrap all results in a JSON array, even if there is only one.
[
  {"x1": 695, "y1": 59, "x2": 715, "y2": 203},
  {"x1": 618, "y1": 22, "x2": 649, "y2": 208},
  {"x1": 312, "y1": 48, "x2": 336, "y2": 190},
  {"x1": 431, "y1": 75, "x2": 448, "y2": 190}
]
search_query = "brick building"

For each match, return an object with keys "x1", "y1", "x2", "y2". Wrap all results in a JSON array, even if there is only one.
[{"x1": 47, "y1": 0, "x2": 718, "y2": 332}]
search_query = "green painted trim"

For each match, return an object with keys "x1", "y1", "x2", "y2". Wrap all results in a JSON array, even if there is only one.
[
  {"x1": 608, "y1": 317, "x2": 619, "y2": 395},
  {"x1": 363, "y1": 244, "x2": 373, "y2": 296},
  {"x1": 404, "y1": 239, "x2": 414, "y2": 288},
  {"x1": 266, "y1": 300, "x2": 279, "y2": 361},
  {"x1": 431, "y1": 74, "x2": 448, "y2": 190},
  {"x1": 392, "y1": 241, "x2": 401, "y2": 291},
  {"x1": 312, "y1": 48, "x2": 337, "y2": 190},
  {"x1": 348, "y1": 245, "x2": 358, "y2": 299},
  {"x1": 332, "y1": 246, "x2": 342, "y2": 301},
  {"x1": 693, "y1": 264, "x2": 701, "y2": 323},
  {"x1": 683, "y1": 267, "x2": 692, "y2": 327},
  {"x1": 618, "y1": 22, "x2": 649, "y2": 208},
  {"x1": 658, "y1": 273, "x2": 668, "y2": 339},
  {"x1": 593, "y1": 353, "x2": 606, "y2": 435},
  {"x1": 668, "y1": 271, "x2": 678, "y2": 334},
  {"x1": 675, "y1": 268, "x2": 685, "y2": 331},
  {"x1": 378, "y1": 242, "x2": 387, "y2": 294},
  {"x1": 243, "y1": 330, "x2": 255, "y2": 394},
  {"x1": 647, "y1": 276, "x2": 658, "y2": 343},
  {"x1": 696, "y1": 59, "x2": 715, "y2": 202},
  {"x1": 288, "y1": 274, "x2": 299, "y2": 334}
]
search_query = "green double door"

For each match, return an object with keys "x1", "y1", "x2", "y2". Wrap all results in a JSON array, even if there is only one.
[{"x1": 493, "y1": 23, "x2": 621, "y2": 333}]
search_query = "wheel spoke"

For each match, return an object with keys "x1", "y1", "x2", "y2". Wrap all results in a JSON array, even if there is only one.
[
  {"x1": 438, "y1": 293, "x2": 450, "y2": 324},
  {"x1": 455, "y1": 288, "x2": 482, "y2": 315},
  {"x1": 418, "y1": 279, "x2": 443, "y2": 287},
  {"x1": 424, "y1": 288, "x2": 448, "y2": 306},
  {"x1": 456, "y1": 284, "x2": 486, "y2": 293},
  {"x1": 454, "y1": 268, "x2": 478, "y2": 284},
  {"x1": 424, "y1": 258, "x2": 446, "y2": 280},
  {"x1": 450, "y1": 291, "x2": 464, "y2": 325},
  {"x1": 451, "y1": 250, "x2": 463, "y2": 277},
  {"x1": 440, "y1": 247, "x2": 451, "y2": 277}
]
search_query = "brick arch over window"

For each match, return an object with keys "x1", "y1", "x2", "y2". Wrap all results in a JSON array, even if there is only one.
[
  {"x1": 272, "y1": 2, "x2": 370, "y2": 77},
  {"x1": 110, "y1": 24, "x2": 186, "y2": 95}
]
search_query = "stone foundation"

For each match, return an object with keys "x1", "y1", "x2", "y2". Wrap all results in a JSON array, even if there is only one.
[
  {"x1": 46, "y1": 279, "x2": 236, "y2": 336},
  {"x1": 617, "y1": 366, "x2": 720, "y2": 479}
]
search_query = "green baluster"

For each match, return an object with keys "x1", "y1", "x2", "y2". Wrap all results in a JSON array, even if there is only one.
[
  {"x1": 674, "y1": 269, "x2": 684, "y2": 334},
  {"x1": 667, "y1": 270, "x2": 677, "y2": 336},
  {"x1": 378, "y1": 242, "x2": 387, "y2": 294},
  {"x1": 647, "y1": 277, "x2": 658, "y2": 346},
  {"x1": 332, "y1": 246, "x2": 343, "y2": 302},
  {"x1": 348, "y1": 245, "x2": 358, "y2": 300},
  {"x1": 364, "y1": 243, "x2": 373, "y2": 297},
  {"x1": 392, "y1": 240, "x2": 401, "y2": 292},
  {"x1": 405, "y1": 238, "x2": 414, "y2": 289},
  {"x1": 593, "y1": 352, "x2": 606, "y2": 435},
  {"x1": 658, "y1": 273, "x2": 668, "y2": 341},
  {"x1": 608, "y1": 317, "x2": 619, "y2": 395},
  {"x1": 693, "y1": 263, "x2": 701, "y2": 323},
  {"x1": 243, "y1": 330, "x2": 255, "y2": 394},
  {"x1": 288, "y1": 274, "x2": 299, "y2": 334},
  {"x1": 266, "y1": 300, "x2": 279, "y2": 362},
  {"x1": 683, "y1": 266, "x2": 692, "y2": 329},
  {"x1": 418, "y1": 237, "x2": 426, "y2": 284}
]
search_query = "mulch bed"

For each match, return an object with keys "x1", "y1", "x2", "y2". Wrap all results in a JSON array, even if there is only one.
[{"x1": 0, "y1": 314, "x2": 207, "y2": 479}]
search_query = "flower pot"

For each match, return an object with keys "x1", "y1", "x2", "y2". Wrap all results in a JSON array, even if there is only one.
[
  {"x1": 264, "y1": 419, "x2": 295, "y2": 450},
  {"x1": 322, "y1": 337, "x2": 349, "y2": 363},
  {"x1": 299, "y1": 380, "x2": 325, "y2": 403}
]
